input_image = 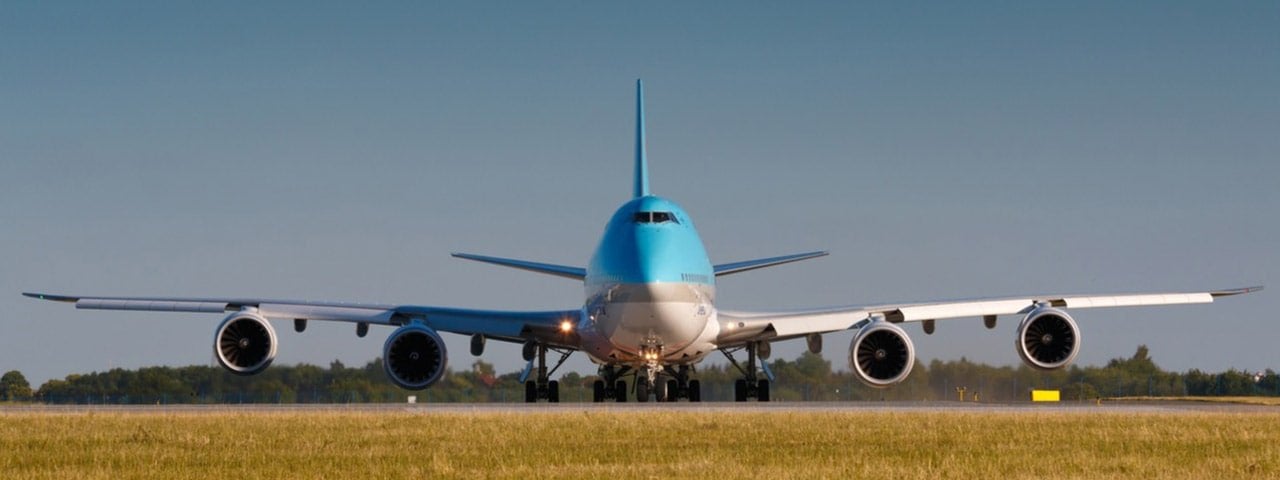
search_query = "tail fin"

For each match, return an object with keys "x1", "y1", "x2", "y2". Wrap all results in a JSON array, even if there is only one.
[{"x1": 634, "y1": 79, "x2": 650, "y2": 198}]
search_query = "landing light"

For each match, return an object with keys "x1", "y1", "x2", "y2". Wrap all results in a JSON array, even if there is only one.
[{"x1": 559, "y1": 320, "x2": 573, "y2": 333}]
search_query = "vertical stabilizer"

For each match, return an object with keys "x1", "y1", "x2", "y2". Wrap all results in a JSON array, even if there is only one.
[{"x1": 634, "y1": 79, "x2": 650, "y2": 198}]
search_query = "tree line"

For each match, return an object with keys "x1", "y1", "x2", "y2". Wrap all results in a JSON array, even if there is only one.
[{"x1": 3, "y1": 345, "x2": 1276, "y2": 404}]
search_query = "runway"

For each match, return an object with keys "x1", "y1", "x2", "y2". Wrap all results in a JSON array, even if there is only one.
[{"x1": 4, "y1": 400, "x2": 1275, "y2": 414}]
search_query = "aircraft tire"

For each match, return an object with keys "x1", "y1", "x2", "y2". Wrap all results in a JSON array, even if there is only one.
[
  {"x1": 688, "y1": 380, "x2": 701, "y2": 402},
  {"x1": 757, "y1": 379, "x2": 770, "y2": 402},
  {"x1": 614, "y1": 380, "x2": 627, "y2": 403},
  {"x1": 636, "y1": 380, "x2": 649, "y2": 403},
  {"x1": 548, "y1": 380, "x2": 560, "y2": 403},
  {"x1": 592, "y1": 380, "x2": 606, "y2": 402},
  {"x1": 734, "y1": 379, "x2": 747, "y2": 402},
  {"x1": 524, "y1": 381, "x2": 538, "y2": 403}
]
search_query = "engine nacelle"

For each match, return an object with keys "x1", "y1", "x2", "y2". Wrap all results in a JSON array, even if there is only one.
[
  {"x1": 1015, "y1": 306, "x2": 1080, "y2": 371},
  {"x1": 214, "y1": 311, "x2": 278, "y2": 375},
  {"x1": 849, "y1": 321, "x2": 915, "y2": 388},
  {"x1": 382, "y1": 324, "x2": 448, "y2": 390}
]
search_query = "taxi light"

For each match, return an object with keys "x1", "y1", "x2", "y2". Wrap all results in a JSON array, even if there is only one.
[{"x1": 559, "y1": 320, "x2": 573, "y2": 333}]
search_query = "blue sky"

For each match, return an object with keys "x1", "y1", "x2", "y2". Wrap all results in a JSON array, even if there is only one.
[{"x1": 3, "y1": 2, "x2": 1275, "y2": 385}]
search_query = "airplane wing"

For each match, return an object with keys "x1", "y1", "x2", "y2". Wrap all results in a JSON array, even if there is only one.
[
  {"x1": 22, "y1": 292, "x2": 582, "y2": 348},
  {"x1": 451, "y1": 253, "x2": 586, "y2": 280},
  {"x1": 713, "y1": 251, "x2": 829, "y2": 276},
  {"x1": 715, "y1": 286, "x2": 1262, "y2": 347}
]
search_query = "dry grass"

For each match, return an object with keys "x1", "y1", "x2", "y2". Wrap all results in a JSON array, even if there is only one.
[{"x1": 2, "y1": 409, "x2": 1278, "y2": 479}]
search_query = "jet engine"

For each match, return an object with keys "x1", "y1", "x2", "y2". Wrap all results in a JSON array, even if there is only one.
[
  {"x1": 382, "y1": 324, "x2": 448, "y2": 390},
  {"x1": 1015, "y1": 306, "x2": 1080, "y2": 370},
  {"x1": 214, "y1": 311, "x2": 278, "y2": 375},
  {"x1": 849, "y1": 321, "x2": 915, "y2": 388}
]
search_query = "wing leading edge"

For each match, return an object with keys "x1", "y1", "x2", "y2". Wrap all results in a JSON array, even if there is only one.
[
  {"x1": 715, "y1": 286, "x2": 1263, "y2": 347},
  {"x1": 22, "y1": 292, "x2": 582, "y2": 348}
]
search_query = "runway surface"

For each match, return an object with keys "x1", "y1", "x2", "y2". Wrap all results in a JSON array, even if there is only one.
[{"x1": 3, "y1": 400, "x2": 1276, "y2": 414}]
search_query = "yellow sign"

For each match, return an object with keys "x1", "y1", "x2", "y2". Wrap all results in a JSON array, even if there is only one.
[{"x1": 1031, "y1": 390, "x2": 1060, "y2": 402}]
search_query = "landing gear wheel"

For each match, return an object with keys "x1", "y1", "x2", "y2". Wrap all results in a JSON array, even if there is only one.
[
  {"x1": 614, "y1": 380, "x2": 627, "y2": 403},
  {"x1": 654, "y1": 379, "x2": 670, "y2": 402},
  {"x1": 666, "y1": 379, "x2": 680, "y2": 402},
  {"x1": 524, "y1": 381, "x2": 537, "y2": 403},
  {"x1": 734, "y1": 379, "x2": 748, "y2": 402},
  {"x1": 688, "y1": 379, "x2": 702, "y2": 402},
  {"x1": 756, "y1": 379, "x2": 770, "y2": 402},
  {"x1": 592, "y1": 380, "x2": 606, "y2": 402},
  {"x1": 636, "y1": 380, "x2": 650, "y2": 403},
  {"x1": 547, "y1": 380, "x2": 560, "y2": 403}
]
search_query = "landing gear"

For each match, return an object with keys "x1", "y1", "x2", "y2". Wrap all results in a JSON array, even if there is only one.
[
  {"x1": 592, "y1": 380, "x2": 606, "y2": 402},
  {"x1": 590, "y1": 363, "x2": 701, "y2": 403},
  {"x1": 723, "y1": 341, "x2": 771, "y2": 402},
  {"x1": 632, "y1": 365, "x2": 702, "y2": 402},
  {"x1": 589, "y1": 366, "x2": 633, "y2": 403},
  {"x1": 658, "y1": 365, "x2": 700, "y2": 402},
  {"x1": 523, "y1": 343, "x2": 573, "y2": 403}
]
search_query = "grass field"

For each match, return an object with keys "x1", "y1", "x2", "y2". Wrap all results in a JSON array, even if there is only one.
[{"x1": 3, "y1": 409, "x2": 1279, "y2": 479}]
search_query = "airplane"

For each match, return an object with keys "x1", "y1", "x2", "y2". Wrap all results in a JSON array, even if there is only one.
[{"x1": 25, "y1": 80, "x2": 1261, "y2": 403}]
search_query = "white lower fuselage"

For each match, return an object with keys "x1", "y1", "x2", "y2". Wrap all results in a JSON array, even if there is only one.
[{"x1": 577, "y1": 283, "x2": 720, "y2": 366}]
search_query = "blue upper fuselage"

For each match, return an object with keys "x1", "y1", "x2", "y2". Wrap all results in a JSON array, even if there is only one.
[{"x1": 585, "y1": 196, "x2": 714, "y2": 289}]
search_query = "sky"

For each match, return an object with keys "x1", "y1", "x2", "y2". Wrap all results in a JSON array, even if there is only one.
[{"x1": 2, "y1": 1, "x2": 1276, "y2": 386}]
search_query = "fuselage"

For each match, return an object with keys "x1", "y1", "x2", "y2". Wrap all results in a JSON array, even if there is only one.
[{"x1": 578, "y1": 195, "x2": 720, "y2": 366}]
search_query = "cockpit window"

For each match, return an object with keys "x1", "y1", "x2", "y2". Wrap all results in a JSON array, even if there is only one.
[{"x1": 634, "y1": 211, "x2": 677, "y2": 224}]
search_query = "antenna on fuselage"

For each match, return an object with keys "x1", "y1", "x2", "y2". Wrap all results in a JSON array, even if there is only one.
[{"x1": 634, "y1": 79, "x2": 650, "y2": 198}]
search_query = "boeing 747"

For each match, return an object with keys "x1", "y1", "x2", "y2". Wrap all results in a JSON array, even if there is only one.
[{"x1": 25, "y1": 81, "x2": 1261, "y2": 402}]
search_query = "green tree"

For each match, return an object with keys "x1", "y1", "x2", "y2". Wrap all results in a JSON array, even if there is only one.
[{"x1": 1, "y1": 370, "x2": 33, "y2": 401}]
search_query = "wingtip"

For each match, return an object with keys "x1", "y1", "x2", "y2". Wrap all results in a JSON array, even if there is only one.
[
  {"x1": 23, "y1": 292, "x2": 79, "y2": 302},
  {"x1": 1210, "y1": 286, "x2": 1264, "y2": 297}
]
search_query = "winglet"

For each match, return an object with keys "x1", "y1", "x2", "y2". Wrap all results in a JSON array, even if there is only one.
[
  {"x1": 22, "y1": 292, "x2": 80, "y2": 303},
  {"x1": 1210, "y1": 286, "x2": 1264, "y2": 297},
  {"x1": 634, "y1": 79, "x2": 649, "y2": 198}
]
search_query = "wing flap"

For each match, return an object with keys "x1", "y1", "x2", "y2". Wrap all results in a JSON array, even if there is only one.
[
  {"x1": 77, "y1": 298, "x2": 229, "y2": 314},
  {"x1": 1060, "y1": 293, "x2": 1212, "y2": 309},
  {"x1": 895, "y1": 299, "x2": 1035, "y2": 322}
]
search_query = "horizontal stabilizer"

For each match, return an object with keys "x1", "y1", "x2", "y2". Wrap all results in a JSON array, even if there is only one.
[
  {"x1": 713, "y1": 251, "x2": 828, "y2": 276},
  {"x1": 451, "y1": 253, "x2": 586, "y2": 280}
]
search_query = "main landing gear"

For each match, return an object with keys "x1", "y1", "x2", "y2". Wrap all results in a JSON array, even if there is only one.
[
  {"x1": 592, "y1": 365, "x2": 632, "y2": 403},
  {"x1": 523, "y1": 342, "x2": 573, "y2": 403},
  {"x1": 590, "y1": 365, "x2": 702, "y2": 403},
  {"x1": 657, "y1": 365, "x2": 701, "y2": 403},
  {"x1": 722, "y1": 341, "x2": 771, "y2": 402}
]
